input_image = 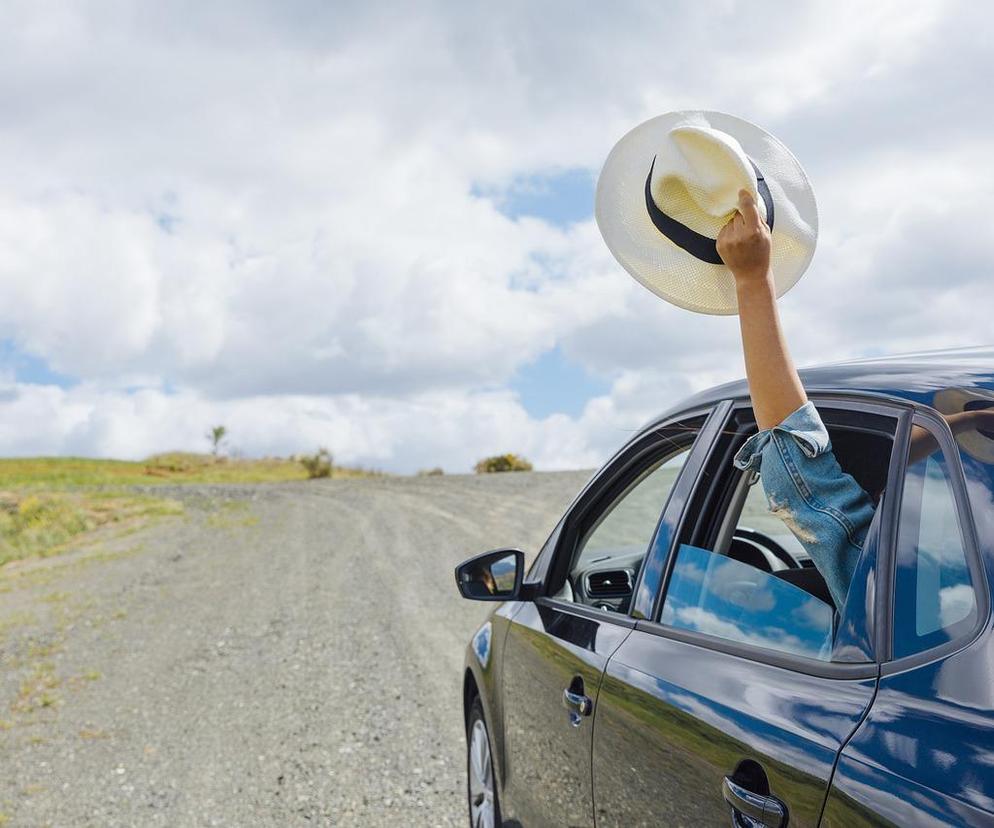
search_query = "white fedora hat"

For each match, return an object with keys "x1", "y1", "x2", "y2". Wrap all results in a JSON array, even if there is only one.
[
  {"x1": 596, "y1": 110, "x2": 818, "y2": 315},
  {"x1": 934, "y1": 387, "x2": 994, "y2": 464}
]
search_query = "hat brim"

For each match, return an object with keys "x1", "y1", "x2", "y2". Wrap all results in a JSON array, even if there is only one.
[
  {"x1": 933, "y1": 387, "x2": 994, "y2": 463},
  {"x1": 596, "y1": 111, "x2": 819, "y2": 316}
]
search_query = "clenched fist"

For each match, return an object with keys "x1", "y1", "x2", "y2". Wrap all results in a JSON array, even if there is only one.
[{"x1": 716, "y1": 189, "x2": 772, "y2": 285}]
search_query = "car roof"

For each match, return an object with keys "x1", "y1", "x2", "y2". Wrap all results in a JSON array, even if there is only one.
[{"x1": 641, "y1": 345, "x2": 994, "y2": 433}]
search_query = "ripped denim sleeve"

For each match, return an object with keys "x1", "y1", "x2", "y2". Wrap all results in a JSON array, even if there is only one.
[{"x1": 732, "y1": 401, "x2": 876, "y2": 608}]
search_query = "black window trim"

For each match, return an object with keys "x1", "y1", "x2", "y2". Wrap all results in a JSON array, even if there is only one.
[
  {"x1": 879, "y1": 405, "x2": 991, "y2": 676},
  {"x1": 631, "y1": 401, "x2": 732, "y2": 620},
  {"x1": 538, "y1": 401, "x2": 728, "y2": 629},
  {"x1": 522, "y1": 518, "x2": 564, "y2": 587},
  {"x1": 633, "y1": 619, "x2": 879, "y2": 680},
  {"x1": 639, "y1": 391, "x2": 914, "y2": 680},
  {"x1": 534, "y1": 595, "x2": 637, "y2": 629}
]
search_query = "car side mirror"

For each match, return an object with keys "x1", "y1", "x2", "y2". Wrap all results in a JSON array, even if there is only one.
[{"x1": 454, "y1": 548, "x2": 526, "y2": 601}]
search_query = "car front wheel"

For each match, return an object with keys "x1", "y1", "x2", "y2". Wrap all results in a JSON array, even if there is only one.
[{"x1": 467, "y1": 697, "x2": 501, "y2": 828}]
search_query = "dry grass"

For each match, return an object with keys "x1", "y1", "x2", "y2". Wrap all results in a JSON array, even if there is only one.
[
  {"x1": 0, "y1": 453, "x2": 379, "y2": 488},
  {"x1": 0, "y1": 453, "x2": 380, "y2": 568},
  {"x1": 0, "y1": 490, "x2": 182, "y2": 568}
]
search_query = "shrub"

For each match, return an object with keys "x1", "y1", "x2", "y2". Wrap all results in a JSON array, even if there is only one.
[
  {"x1": 300, "y1": 448, "x2": 333, "y2": 479},
  {"x1": 418, "y1": 467, "x2": 444, "y2": 476},
  {"x1": 474, "y1": 453, "x2": 533, "y2": 474}
]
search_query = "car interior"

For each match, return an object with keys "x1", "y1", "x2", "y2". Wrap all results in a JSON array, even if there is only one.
[
  {"x1": 708, "y1": 416, "x2": 895, "y2": 612},
  {"x1": 560, "y1": 406, "x2": 897, "y2": 626},
  {"x1": 560, "y1": 461, "x2": 679, "y2": 613},
  {"x1": 708, "y1": 423, "x2": 894, "y2": 609},
  {"x1": 556, "y1": 441, "x2": 695, "y2": 613}
]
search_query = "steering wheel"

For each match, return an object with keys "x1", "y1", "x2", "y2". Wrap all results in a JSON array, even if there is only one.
[{"x1": 732, "y1": 527, "x2": 802, "y2": 569}]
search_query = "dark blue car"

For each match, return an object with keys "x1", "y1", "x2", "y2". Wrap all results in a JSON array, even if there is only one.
[{"x1": 455, "y1": 347, "x2": 994, "y2": 827}]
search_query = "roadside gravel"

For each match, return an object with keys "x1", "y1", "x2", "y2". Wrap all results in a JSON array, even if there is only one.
[{"x1": 0, "y1": 470, "x2": 590, "y2": 827}]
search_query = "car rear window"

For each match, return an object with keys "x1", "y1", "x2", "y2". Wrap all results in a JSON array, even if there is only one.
[{"x1": 893, "y1": 427, "x2": 979, "y2": 659}]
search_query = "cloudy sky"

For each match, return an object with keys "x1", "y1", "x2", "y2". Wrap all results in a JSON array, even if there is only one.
[{"x1": 0, "y1": 0, "x2": 990, "y2": 472}]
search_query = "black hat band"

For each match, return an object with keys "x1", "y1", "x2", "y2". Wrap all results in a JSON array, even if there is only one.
[{"x1": 644, "y1": 157, "x2": 775, "y2": 265}]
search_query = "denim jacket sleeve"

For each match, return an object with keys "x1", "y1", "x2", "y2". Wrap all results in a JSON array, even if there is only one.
[{"x1": 732, "y1": 401, "x2": 876, "y2": 608}]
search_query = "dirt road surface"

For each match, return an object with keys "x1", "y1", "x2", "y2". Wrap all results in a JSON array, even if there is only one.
[{"x1": 0, "y1": 471, "x2": 590, "y2": 827}]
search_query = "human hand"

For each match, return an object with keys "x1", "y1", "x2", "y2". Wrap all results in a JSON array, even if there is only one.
[{"x1": 716, "y1": 189, "x2": 772, "y2": 286}]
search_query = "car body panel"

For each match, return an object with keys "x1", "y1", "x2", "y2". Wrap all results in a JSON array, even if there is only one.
[
  {"x1": 822, "y1": 624, "x2": 994, "y2": 825},
  {"x1": 822, "y1": 375, "x2": 994, "y2": 826},
  {"x1": 592, "y1": 628, "x2": 877, "y2": 827},
  {"x1": 660, "y1": 347, "x2": 994, "y2": 425},
  {"x1": 462, "y1": 600, "x2": 525, "y2": 810},
  {"x1": 498, "y1": 599, "x2": 632, "y2": 827}
]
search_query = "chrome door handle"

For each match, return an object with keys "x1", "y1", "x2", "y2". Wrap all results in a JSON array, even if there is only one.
[
  {"x1": 562, "y1": 688, "x2": 592, "y2": 726},
  {"x1": 721, "y1": 775, "x2": 787, "y2": 828}
]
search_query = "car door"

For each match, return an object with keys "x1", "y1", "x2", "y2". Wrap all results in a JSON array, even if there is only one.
[
  {"x1": 590, "y1": 399, "x2": 906, "y2": 827},
  {"x1": 822, "y1": 409, "x2": 994, "y2": 826},
  {"x1": 497, "y1": 406, "x2": 725, "y2": 828}
]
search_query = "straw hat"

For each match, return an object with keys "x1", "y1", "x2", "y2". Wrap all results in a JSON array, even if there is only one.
[
  {"x1": 934, "y1": 387, "x2": 994, "y2": 464},
  {"x1": 596, "y1": 110, "x2": 818, "y2": 315}
]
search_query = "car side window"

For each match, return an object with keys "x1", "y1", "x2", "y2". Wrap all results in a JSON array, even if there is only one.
[
  {"x1": 661, "y1": 543, "x2": 835, "y2": 660},
  {"x1": 893, "y1": 423, "x2": 979, "y2": 659},
  {"x1": 657, "y1": 404, "x2": 897, "y2": 663},
  {"x1": 728, "y1": 479, "x2": 810, "y2": 570},
  {"x1": 565, "y1": 445, "x2": 691, "y2": 613}
]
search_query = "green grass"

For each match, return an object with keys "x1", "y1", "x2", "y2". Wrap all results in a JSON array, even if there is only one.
[
  {"x1": 0, "y1": 490, "x2": 182, "y2": 567},
  {"x1": 0, "y1": 453, "x2": 380, "y2": 568},
  {"x1": 0, "y1": 453, "x2": 378, "y2": 489}
]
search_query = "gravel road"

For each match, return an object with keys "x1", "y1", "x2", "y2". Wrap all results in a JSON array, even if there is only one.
[{"x1": 0, "y1": 471, "x2": 590, "y2": 827}]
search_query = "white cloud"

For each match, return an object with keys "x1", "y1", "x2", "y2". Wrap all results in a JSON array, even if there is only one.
[
  {"x1": 669, "y1": 605, "x2": 825, "y2": 658},
  {"x1": 0, "y1": 0, "x2": 990, "y2": 471},
  {"x1": 939, "y1": 583, "x2": 976, "y2": 629},
  {"x1": 0, "y1": 380, "x2": 650, "y2": 472}
]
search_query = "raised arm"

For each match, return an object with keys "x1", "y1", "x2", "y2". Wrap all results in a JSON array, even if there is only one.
[
  {"x1": 716, "y1": 190, "x2": 806, "y2": 429},
  {"x1": 720, "y1": 190, "x2": 876, "y2": 608}
]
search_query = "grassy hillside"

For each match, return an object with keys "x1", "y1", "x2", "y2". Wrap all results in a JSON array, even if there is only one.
[
  {"x1": 0, "y1": 453, "x2": 378, "y2": 567},
  {"x1": 0, "y1": 452, "x2": 376, "y2": 489}
]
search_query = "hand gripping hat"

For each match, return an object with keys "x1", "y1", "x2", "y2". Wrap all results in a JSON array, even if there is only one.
[{"x1": 596, "y1": 110, "x2": 818, "y2": 315}]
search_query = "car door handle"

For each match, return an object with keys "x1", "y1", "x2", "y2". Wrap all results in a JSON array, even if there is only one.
[
  {"x1": 721, "y1": 775, "x2": 787, "y2": 828},
  {"x1": 562, "y1": 686, "x2": 592, "y2": 726}
]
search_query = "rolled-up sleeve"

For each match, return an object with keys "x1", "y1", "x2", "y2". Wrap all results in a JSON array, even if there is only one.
[{"x1": 732, "y1": 401, "x2": 876, "y2": 608}]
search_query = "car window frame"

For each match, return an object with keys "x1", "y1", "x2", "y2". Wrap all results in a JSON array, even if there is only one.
[
  {"x1": 523, "y1": 516, "x2": 564, "y2": 587},
  {"x1": 635, "y1": 392, "x2": 914, "y2": 680},
  {"x1": 879, "y1": 405, "x2": 991, "y2": 675},
  {"x1": 536, "y1": 402, "x2": 729, "y2": 629}
]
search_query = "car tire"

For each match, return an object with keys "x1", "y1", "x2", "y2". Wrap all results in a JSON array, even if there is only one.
[{"x1": 467, "y1": 696, "x2": 501, "y2": 828}]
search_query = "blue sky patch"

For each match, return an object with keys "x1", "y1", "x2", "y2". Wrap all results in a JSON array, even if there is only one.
[
  {"x1": 476, "y1": 167, "x2": 595, "y2": 228},
  {"x1": 0, "y1": 341, "x2": 76, "y2": 388},
  {"x1": 510, "y1": 346, "x2": 610, "y2": 419}
]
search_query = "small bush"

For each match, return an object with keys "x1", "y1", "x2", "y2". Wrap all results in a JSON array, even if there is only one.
[
  {"x1": 418, "y1": 467, "x2": 444, "y2": 476},
  {"x1": 300, "y1": 448, "x2": 333, "y2": 479},
  {"x1": 207, "y1": 425, "x2": 227, "y2": 457},
  {"x1": 474, "y1": 453, "x2": 533, "y2": 474}
]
